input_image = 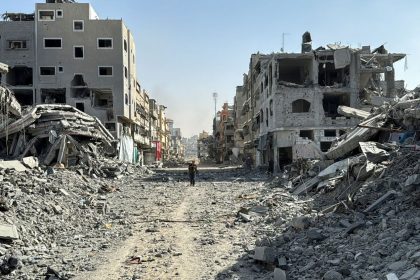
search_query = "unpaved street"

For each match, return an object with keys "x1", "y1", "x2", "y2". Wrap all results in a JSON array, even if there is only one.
[{"x1": 75, "y1": 167, "x2": 267, "y2": 280}]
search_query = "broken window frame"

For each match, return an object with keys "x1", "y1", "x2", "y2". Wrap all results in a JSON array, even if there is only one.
[
  {"x1": 7, "y1": 40, "x2": 27, "y2": 50},
  {"x1": 44, "y1": 38, "x2": 62, "y2": 49},
  {"x1": 39, "y1": 66, "x2": 56, "y2": 76},
  {"x1": 38, "y1": 10, "x2": 55, "y2": 21},
  {"x1": 73, "y1": 45, "x2": 84, "y2": 59},
  {"x1": 98, "y1": 66, "x2": 113, "y2": 77},
  {"x1": 97, "y1": 38, "x2": 113, "y2": 49},
  {"x1": 73, "y1": 20, "x2": 84, "y2": 32}
]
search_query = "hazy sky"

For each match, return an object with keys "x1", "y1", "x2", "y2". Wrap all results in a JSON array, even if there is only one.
[{"x1": 2, "y1": 1, "x2": 420, "y2": 136}]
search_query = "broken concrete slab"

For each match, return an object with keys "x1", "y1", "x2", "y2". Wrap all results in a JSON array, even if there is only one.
[
  {"x1": 364, "y1": 190, "x2": 397, "y2": 213},
  {"x1": 0, "y1": 224, "x2": 19, "y2": 240},
  {"x1": 388, "y1": 260, "x2": 408, "y2": 271},
  {"x1": 253, "y1": 246, "x2": 276, "y2": 263},
  {"x1": 0, "y1": 160, "x2": 27, "y2": 172},
  {"x1": 386, "y1": 272, "x2": 400, "y2": 280},
  {"x1": 338, "y1": 105, "x2": 370, "y2": 119},
  {"x1": 400, "y1": 268, "x2": 418, "y2": 280},
  {"x1": 322, "y1": 270, "x2": 343, "y2": 280},
  {"x1": 359, "y1": 142, "x2": 391, "y2": 163},
  {"x1": 21, "y1": 156, "x2": 39, "y2": 169},
  {"x1": 273, "y1": 268, "x2": 287, "y2": 280},
  {"x1": 291, "y1": 216, "x2": 311, "y2": 230},
  {"x1": 318, "y1": 155, "x2": 363, "y2": 179},
  {"x1": 325, "y1": 114, "x2": 386, "y2": 160},
  {"x1": 292, "y1": 177, "x2": 320, "y2": 195}
]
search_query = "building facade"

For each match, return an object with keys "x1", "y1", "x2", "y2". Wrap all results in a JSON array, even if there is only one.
[
  {"x1": 233, "y1": 33, "x2": 405, "y2": 172},
  {"x1": 0, "y1": 0, "x2": 176, "y2": 163}
]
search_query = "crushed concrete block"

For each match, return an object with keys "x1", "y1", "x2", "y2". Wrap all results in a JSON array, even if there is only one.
[
  {"x1": 386, "y1": 272, "x2": 400, "y2": 280},
  {"x1": 21, "y1": 157, "x2": 39, "y2": 169},
  {"x1": 306, "y1": 228, "x2": 325, "y2": 241},
  {"x1": 274, "y1": 268, "x2": 287, "y2": 280},
  {"x1": 322, "y1": 270, "x2": 343, "y2": 280},
  {"x1": 52, "y1": 205, "x2": 63, "y2": 214},
  {"x1": 388, "y1": 260, "x2": 408, "y2": 271},
  {"x1": 0, "y1": 224, "x2": 19, "y2": 240},
  {"x1": 400, "y1": 268, "x2": 418, "y2": 280},
  {"x1": 59, "y1": 189, "x2": 70, "y2": 196},
  {"x1": 291, "y1": 216, "x2": 311, "y2": 230},
  {"x1": 0, "y1": 160, "x2": 27, "y2": 172},
  {"x1": 253, "y1": 246, "x2": 276, "y2": 263},
  {"x1": 277, "y1": 256, "x2": 287, "y2": 270},
  {"x1": 364, "y1": 190, "x2": 397, "y2": 213}
]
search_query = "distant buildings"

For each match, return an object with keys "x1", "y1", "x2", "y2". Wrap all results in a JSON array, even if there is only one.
[{"x1": 0, "y1": 0, "x2": 183, "y2": 164}]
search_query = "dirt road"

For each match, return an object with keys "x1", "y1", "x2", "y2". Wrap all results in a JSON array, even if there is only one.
[{"x1": 76, "y1": 168, "x2": 266, "y2": 280}]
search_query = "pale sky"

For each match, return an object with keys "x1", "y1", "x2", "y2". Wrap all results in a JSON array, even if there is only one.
[{"x1": 2, "y1": 1, "x2": 420, "y2": 136}]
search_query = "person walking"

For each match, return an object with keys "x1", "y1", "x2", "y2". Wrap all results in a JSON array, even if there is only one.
[{"x1": 188, "y1": 160, "x2": 198, "y2": 186}]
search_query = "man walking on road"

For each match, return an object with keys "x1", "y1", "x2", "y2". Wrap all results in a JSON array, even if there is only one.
[{"x1": 188, "y1": 160, "x2": 198, "y2": 186}]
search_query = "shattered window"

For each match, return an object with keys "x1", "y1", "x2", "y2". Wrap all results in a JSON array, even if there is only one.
[{"x1": 8, "y1": 40, "x2": 27, "y2": 49}]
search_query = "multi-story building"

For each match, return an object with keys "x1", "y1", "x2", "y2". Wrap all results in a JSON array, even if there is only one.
[
  {"x1": 197, "y1": 130, "x2": 210, "y2": 160},
  {"x1": 167, "y1": 118, "x2": 184, "y2": 159},
  {"x1": 213, "y1": 102, "x2": 234, "y2": 162},
  {"x1": 0, "y1": 0, "x2": 151, "y2": 159},
  {"x1": 233, "y1": 84, "x2": 246, "y2": 160},
  {"x1": 234, "y1": 33, "x2": 405, "y2": 172}
]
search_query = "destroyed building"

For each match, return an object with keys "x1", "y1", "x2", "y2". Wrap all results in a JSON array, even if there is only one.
[
  {"x1": 213, "y1": 103, "x2": 235, "y2": 163},
  {"x1": 233, "y1": 32, "x2": 406, "y2": 172},
  {"x1": 167, "y1": 119, "x2": 185, "y2": 159},
  {"x1": 0, "y1": 0, "x2": 179, "y2": 164},
  {"x1": 197, "y1": 130, "x2": 211, "y2": 160}
]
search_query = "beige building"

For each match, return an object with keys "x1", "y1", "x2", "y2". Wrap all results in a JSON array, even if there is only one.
[
  {"x1": 234, "y1": 33, "x2": 405, "y2": 172},
  {"x1": 0, "y1": 0, "x2": 158, "y2": 161}
]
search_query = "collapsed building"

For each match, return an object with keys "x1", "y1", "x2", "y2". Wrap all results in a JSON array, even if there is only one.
[
  {"x1": 233, "y1": 32, "x2": 406, "y2": 172},
  {"x1": 213, "y1": 103, "x2": 235, "y2": 163}
]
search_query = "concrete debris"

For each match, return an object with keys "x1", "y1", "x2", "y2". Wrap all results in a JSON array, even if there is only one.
[
  {"x1": 0, "y1": 224, "x2": 19, "y2": 240},
  {"x1": 0, "y1": 104, "x2": 115, "y2": 167},
  {"x1": 273, "y1": 268, "x2": 287, "y2": 280},
  {"x1": 0, "y1": 160, "x2": 27, "y2": 172},
  {"x1": 232, "y1": 144, "x2": 419, "y2": 279},
  {"x1": 337, "y1": 105, "x2": 370, "y2": 119},
  {"x1": 364, "y1": 190, "x2": 397, "y2": 213}
]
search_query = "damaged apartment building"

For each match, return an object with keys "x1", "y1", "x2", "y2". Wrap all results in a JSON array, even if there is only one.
[
  {"x1": 0, "y1": 0, "x2": 158, "y2": 162},
  {"x1": 234, "y1": 32, "x2": 406, "y2": 172}
]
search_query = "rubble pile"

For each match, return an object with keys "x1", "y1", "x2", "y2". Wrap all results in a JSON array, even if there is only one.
[
  {"x1": 0, "y1": 104, "x2": 115, "y2": 167},
  {"x1": 236, "y1": 97, "x2": 420, "y2": 280},
  {"x1": 0, "y1": 157, "x2": 152, "y2": 279}
]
